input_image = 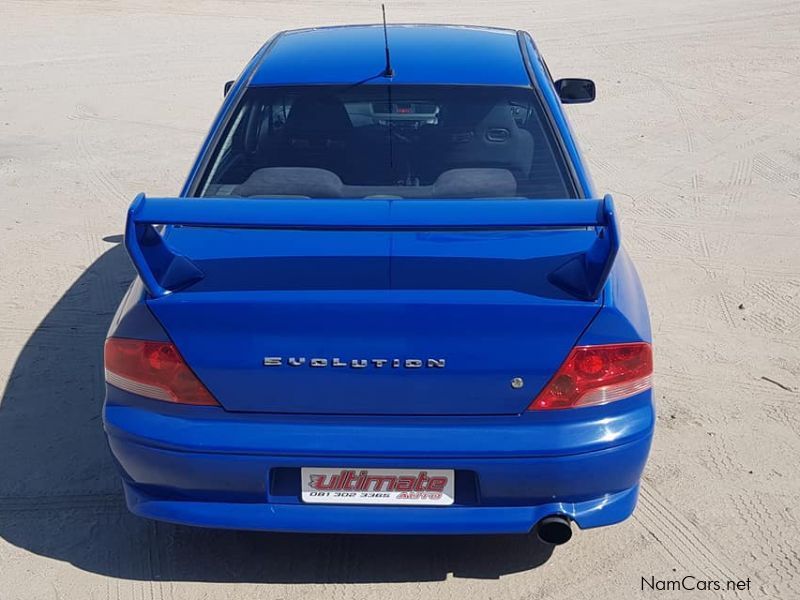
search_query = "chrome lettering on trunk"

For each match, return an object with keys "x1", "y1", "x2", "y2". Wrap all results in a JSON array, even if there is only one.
[{"x1": 263, "y1": 356, "x2": 446, "y2": 369}]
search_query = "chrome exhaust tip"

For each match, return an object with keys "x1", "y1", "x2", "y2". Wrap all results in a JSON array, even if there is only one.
[{"x1": 536, "y1": 515, "x2": 573, "y2": 545}]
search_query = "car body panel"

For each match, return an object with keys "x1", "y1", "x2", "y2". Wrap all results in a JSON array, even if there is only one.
[
  {"x1": 105, "y1": 388, "x2": 653, "y2": 457},
  {"x1": 106, "y1": 386, "x2": 652, "y2": 533},
  {"x1": 144, "y1": 218, "x2": 606, "y2": 415},
  {"x1": 123, "y1": 484, "x2": 642, "y2": 535},
  {"x1": 250, "y1": 25, "x2": 530, "y2": 87}
]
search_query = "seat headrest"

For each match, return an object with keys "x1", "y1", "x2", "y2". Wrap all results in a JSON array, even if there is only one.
[
  {"x1": 284, "y1": 95, "x2": 352, "y2": 134},
  {"x1": 233, "y1": 167, "x2": 343, "y2": 198},
  {"x1": 441, "y1": 102, "x2": 493, "y2": 126},
  {"x1": 433, "y1": 168, "x2": 517, "y2": 198}
]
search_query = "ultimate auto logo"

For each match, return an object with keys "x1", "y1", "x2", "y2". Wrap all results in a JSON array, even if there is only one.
[{"x1": 308, "y1": 469, "x2": 448, "y2": 493}]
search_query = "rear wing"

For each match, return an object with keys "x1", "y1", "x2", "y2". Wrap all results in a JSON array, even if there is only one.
[{"x1": 125, "y1": 194, "x2": 619, "y2": 300}]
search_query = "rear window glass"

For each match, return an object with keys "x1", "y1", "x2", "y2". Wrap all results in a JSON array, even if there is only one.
[{"x1": 197, "y1": 85, "x2": 576, "y2": 199}]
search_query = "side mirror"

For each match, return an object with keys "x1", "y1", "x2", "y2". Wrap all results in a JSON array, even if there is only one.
[
  {"x1": 223, "y1": 80, "x2": 234, "y2": 97},
  {"x1": 554, "y1": 78, "x2": 596, "y2": 104}
]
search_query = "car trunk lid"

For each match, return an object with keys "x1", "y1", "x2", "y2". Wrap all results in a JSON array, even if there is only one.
[{"x1": 126, "y1": 195, "x2": 618, "y2": 415}]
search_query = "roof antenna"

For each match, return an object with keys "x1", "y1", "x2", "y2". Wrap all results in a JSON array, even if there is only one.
[{"x1": 381, "y1": 4, "x2": 394, "y2": 78}]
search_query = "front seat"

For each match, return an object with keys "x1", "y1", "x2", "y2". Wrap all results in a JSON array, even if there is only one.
[
  {"x1": 265, "y1": 94, "x2": 353, "y2": 178},
  {"x1": 432, "y1": 101, "x2": 534, "y2": 182}
]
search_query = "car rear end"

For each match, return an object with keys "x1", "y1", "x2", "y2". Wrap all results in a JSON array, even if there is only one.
[
  {"x1": 102, "y1": 25, "x2": 654, "y2": 540},
  {"x1": 103, "y1": 195, "x2": 653, "y2": 537}
]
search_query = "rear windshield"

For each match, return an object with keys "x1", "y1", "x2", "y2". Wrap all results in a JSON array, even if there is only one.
[{"x1": 196, "y1": 85, "x2": 576, "y2": 199}]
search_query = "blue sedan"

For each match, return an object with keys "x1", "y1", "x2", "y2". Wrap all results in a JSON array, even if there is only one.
[{"x1": 103, "y1": 24, "x2": 653, "y2": 546}]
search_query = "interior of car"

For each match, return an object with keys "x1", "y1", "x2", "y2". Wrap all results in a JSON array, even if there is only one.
[{"x1": 198, "y1": 85, "x2": 576, "y2": 199}]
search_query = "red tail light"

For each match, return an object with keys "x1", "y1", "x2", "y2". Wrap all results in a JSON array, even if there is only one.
[
  {"x1": 528, "y1": 342, "x2": 652, "y2": 410},
  {"x1": 104, "y1": 338, "x2": 219, "y2": 406}
]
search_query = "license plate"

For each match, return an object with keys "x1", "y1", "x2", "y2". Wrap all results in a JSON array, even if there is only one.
[{"x1": 300, "y1": 468, "x2": 455, "y2": 506}]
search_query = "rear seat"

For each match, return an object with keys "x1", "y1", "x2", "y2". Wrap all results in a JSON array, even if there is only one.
[
  {"x1": 233, "y1": 167, "x2": 518, "y2": 199},
  {"x1": 233, "y1": 167, "x2": 344, "y2": 198}
]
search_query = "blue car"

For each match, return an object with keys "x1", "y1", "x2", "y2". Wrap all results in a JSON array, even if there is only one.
[{"x1": 103, "y1": 24, "x2": 653, "y2": 546}]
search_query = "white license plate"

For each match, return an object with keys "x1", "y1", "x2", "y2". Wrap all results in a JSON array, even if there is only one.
[{"x1": 300, "y1": 468, "x2": 455, "y2": 506}]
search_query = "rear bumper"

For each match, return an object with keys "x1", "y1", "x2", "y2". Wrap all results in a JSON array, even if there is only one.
[
  {"x1": 123, "y1": 480, "x2": 641, "y2": 535},
  {"x1": 104, "y1": 390, "x2": 654, "y2": 534}
]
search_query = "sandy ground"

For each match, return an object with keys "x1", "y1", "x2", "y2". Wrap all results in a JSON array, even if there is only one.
[{"x1": 0, "y1": 0, "x2": 798, "y2": 598}]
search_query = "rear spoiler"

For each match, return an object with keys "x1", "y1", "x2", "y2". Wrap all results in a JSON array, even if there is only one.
[{"x1": 125, "y1": 193, "x2": 619, "y2": 300}]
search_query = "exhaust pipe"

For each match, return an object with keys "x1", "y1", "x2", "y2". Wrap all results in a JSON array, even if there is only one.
[{"x1": 536, "y1": 515, "x2": 573, "y2": 545}]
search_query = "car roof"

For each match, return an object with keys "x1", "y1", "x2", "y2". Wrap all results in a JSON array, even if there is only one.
[{"x1": 249, "y1": 24, "x2": 532, "y2": 87}]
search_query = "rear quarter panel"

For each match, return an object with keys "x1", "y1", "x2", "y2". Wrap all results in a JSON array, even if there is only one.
[
  {"x1": 581, "y1": 249, "x2": 652, "y2": 346},
  {"x1": 520, "y1": 32, "x2": 651, "y2": 345}
]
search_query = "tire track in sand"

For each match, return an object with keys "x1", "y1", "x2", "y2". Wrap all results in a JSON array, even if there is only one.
[
  {"x1": 634, "y1": 483, "x2": 754, "y2": 598},
  {"x1": 69, "y1": 104, "x2": 130, "y2": 206}
]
